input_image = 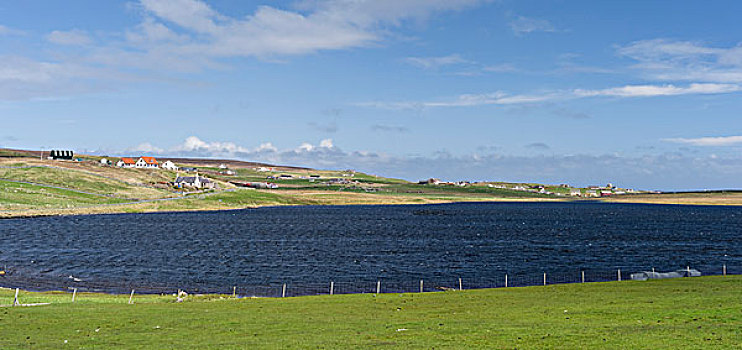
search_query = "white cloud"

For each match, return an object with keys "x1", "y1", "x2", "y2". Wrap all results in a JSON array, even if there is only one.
[
  {"x1": 0, "y1": 24, "x2": 25, "y2": 36},
  {"x1": 482, "y1": 63, "x2": 518, "y2": 73},
  {"x1": 47, "y1": 29, "x2": 93, "y2": 46},
  {"x1": 255, "y1": 142, "x2": 278, "y2": 152},
  {"x1": 360, "y1": 83, "x2": 740, "y2": 110},
  {"x1": 0, "y1": 55, "x2": 120, "y2": 100},
  {"x1": 129, "y1": 142, "x2": 164, "y2": 153},
  {"x1": 125, "y1": 17, "x2": 189, "y2": 45},
  {"x1": 509, "y1": 16, "x2": 555, "y2": 35},
  {"x1": 0, "y1": 0, "x2": 491, "y2": 100},
  {"x1": 358, "y1": 91, "x2": 559, "y2": 109},
  {"x1": 297, "y1": 142, "x2": 315, "y2": 152},
  {"x1": 133, "y1": 0, "x2": 488, "y2": 59},
  {"x1": 139, "y1": 0, "x2": 223, "y2": 34},
  {"x1": 0, "y1": 56, "x2": 61, "y2": 83},
  {"x1": 319, "y1": 139, "x2": 334, "y2": 148},
  {"x1": 172, "y1": 135, "x2": 251, "y2": 154},
  {"x1": 405, "y1": 54, "x2": 470, "y2": 69},
  {"x1": 296, "y1": 0, "x2": 489, "y2": 27},
  {"x1": 663, "y1": 135, "x2": 742, "y2": 147},
  {"x1": 618, "y1": 39, "x2": 742, "y2": 83},
  {"x1": 574, "y1": 83, "x2": 740, "y2": 97}
]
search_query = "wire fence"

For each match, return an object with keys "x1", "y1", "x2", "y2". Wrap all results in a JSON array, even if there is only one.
[{"x1": 1, "y1": 263, "x2": 738, "y2": 301}]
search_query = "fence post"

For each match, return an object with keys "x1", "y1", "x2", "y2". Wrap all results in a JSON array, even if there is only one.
[
  {"x1": 543, "y1": 273, "x2": 547, "y2": 286},
  {"x1": 376, "y1": 281, "x2": 381, "y2": 295},
  {"x1": 129, "y1": 289, "x2": 135, "y2": 304},
  {"x1": 232, "y1": 286, "x2": 236, "y2": 298},
  {"x1": 652, "y1": 267, "x2": 655, "y2": 274},
  {"x1": 617, "y1": 269, "x2": 621, "y2": 281},
  {"x1": 13, "y1": 288, "x2": 19, "y2": 307},
  {"x1": 420, "y1": 280, "x2": 423, "y2": 293},
  {"x1": 282, "y1": 283, "x2": 286, "y2": 298},
  {"x1": 723, "y1": 264, "x2": 727, "y2": 276},
  {"x1": 581, "y1": 270, "x2": 585, "y2": 283},
  {"x1": 330, "y1": 281, "x2": 334, "y2": 295},
  {"x1": 505, "y1": 274, "x2": 508, "y2": 288},
  {"x1": 687, "y1": 266, "x2": 691, "y2": 276},
  {"x1": 72, "y1": 288, "x2": 77, "y2": 302},
  {"x1": 459, "y1": 278, "x2": 463, "y2": 291}
]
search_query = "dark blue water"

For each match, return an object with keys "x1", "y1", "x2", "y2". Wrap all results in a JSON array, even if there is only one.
[{"x1": 1, "y1": 202, "x2": 740, "y2": 294}]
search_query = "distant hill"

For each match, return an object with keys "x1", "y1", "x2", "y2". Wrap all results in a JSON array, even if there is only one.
[
  {"x1": 158, "y1": 157, "x2": 310, "y2": 171},
  {"x1": 0, "y1": 147, "x2": 309, "y2": 171}
]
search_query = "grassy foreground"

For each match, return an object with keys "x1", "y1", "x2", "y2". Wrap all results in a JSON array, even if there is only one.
[{"x1": 1, "y1": 276, "x2": 740, "y2": 348}]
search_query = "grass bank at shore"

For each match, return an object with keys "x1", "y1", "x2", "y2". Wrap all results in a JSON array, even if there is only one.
[
  {"x1": 1, "y1": 276, "x2": 740, "y2": 348},
  {"x1": 3, "y1": 155, "x2": 742, "y2": 219}
]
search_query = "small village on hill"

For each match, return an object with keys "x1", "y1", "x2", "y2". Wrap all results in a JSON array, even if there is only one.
[{"x1": 2, "y1": 147, "x2": 739, "y2": 219}]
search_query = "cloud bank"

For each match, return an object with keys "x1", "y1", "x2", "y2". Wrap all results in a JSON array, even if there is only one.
[{"x1": 0, "y1": 0, "x2": 490, "y2": 101}]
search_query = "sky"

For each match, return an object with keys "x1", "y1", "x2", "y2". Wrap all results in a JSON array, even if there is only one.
[{"x1": 2, "y1": 0, "x2": 742, "y2": 190}]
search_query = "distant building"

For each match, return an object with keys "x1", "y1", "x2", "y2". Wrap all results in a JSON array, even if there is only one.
[
  {"x1": 569, "y1": 188, "x2": 582, "y2": 196},
  {"x1": 180, "y1": 167, "x2": 197, "y2": 173},
  {"x1": 49, "y1": 150, "x2": 74, "y2": 160},
  {"x1": 242, "y1": 182, "x2": 278, "y2": 189},
  {"x1": 174, "y1": 174, "x2": 215, "y2": 189},
  {"x1": 136, "y1": 157, "x2": 158, "y2": 169},
  {"x1": 218, "y1": 164, "x2": 228, "y2": 169},
  {"x1": 117, "y1": 158, "x2": 136, "y2": 168},
  {"x1": 100, "y1": 158, "x2": 112, "y2": 166},
  {"x1": 418, "y1": 178, "x2": 442, "y2": 185},
  {"x1": 161, "y1": 160, "x2": 179, "y2": 171}
]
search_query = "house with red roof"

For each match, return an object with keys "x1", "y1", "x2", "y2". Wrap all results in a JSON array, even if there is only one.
[
  {"x1": 116, "y1": 157, "x2": 137, "y2": 168},
  {"x1": 136, "y1": 156, "x2": 159, "y2": 169}
]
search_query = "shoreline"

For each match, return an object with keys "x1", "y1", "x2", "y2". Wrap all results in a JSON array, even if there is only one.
[
  {"x1": 3, "y1": 274, "x2": 738, "y2": 299},
  {"x1": 3, "y1": 194, "x2": 742, "y2": 220}
]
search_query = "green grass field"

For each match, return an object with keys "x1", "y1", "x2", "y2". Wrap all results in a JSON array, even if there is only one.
[
  {"x1": 0, "y1": 166, "x2": 171, "y2": 200},
  {"x1": 1, "y1": 276, "x2": 740, "y2": 348},
  {"x1": 0, "y1": 180, "x2": 130, "y2": 210}
]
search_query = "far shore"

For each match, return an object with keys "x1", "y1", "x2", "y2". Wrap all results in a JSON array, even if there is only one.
[
  {"x1": 3, "y1": 153, "x2": 742, "y2": 220},
  {"x1": 3, "y1": 191, "x2": 742, "y2": 219}
]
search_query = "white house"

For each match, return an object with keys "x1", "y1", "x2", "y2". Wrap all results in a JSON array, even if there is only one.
[
  {"x1": 161, "y1": 160, "x2": 178, "y2": 171},
  {"x1": 117, "y1": 158, "x2": 136, "y2": 168},
  {"x1": 135, "y1": 157, "x2": 159, "y2": 169},
  {"x1": 569, "y1": 188, "x2": 582, "y2": 196},
  {"x1": 174, "y1": 173, "x2": 215, "y2": 189}
]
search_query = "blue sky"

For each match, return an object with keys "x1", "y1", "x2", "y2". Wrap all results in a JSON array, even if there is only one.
[{"x1": 2, "y1": 0, "x2": 742, "y2": 190}]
